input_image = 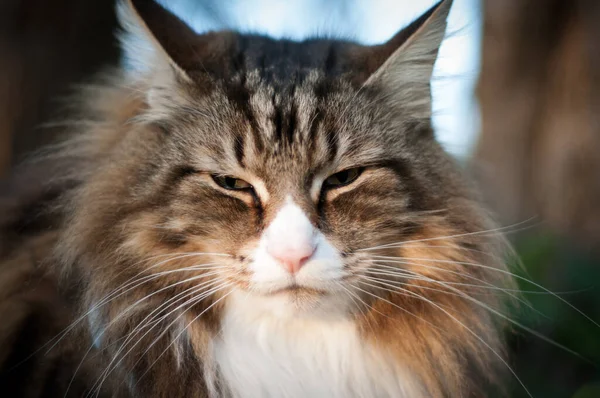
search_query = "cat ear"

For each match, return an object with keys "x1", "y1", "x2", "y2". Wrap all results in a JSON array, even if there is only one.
[
  {"x1": 117, "y1": 0, "x2": 198, "y2": 81},
  {"x1": 363, "y1": 0, "x2": 452, "y2": 118}
]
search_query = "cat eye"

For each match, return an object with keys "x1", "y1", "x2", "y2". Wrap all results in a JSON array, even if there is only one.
[
  {"x1": 323, "y1": 168, "x2": 363, "y2": 189},
  {"x1": 211, "y1": 175, "x2": 253, "y2": 191}
]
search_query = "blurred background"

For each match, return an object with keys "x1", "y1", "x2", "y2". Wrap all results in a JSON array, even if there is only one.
[{"x1": 0, "y1": 0, "x2": 599, "y2": 396}]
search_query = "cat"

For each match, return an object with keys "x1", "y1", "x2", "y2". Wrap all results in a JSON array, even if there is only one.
[{"x1": 0, "y1": 0, "x2": 514, "y2": 396}]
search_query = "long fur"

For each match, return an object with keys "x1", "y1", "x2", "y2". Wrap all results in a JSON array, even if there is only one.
[{"x1": 0, "y1": 0, "x2": 516, "y2": 396}]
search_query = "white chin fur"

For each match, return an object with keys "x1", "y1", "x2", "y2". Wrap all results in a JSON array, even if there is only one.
[{"x1": 208, "y1": 291, "x2": 424, "y2": 398}]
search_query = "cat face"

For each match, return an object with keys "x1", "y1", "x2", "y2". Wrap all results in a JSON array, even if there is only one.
[
  {"x1": 76, "y1": 0, "x2": 460, "y2": 318},
  {"x1": 149, "y1": 70, "x2": 433, "y2": 315}
]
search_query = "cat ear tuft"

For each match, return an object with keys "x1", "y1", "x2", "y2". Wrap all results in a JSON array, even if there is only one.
[
  {"x1": 363, "y1": 0, "x2": 453, "y2": 118},
  {"x1": 117, "y1": 0, "x2": 198, "y2": 81}
]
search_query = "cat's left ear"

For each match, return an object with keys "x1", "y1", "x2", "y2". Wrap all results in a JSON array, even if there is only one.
[{"x1": 362, "y1": 0, "x2": 452, "y2": 118}]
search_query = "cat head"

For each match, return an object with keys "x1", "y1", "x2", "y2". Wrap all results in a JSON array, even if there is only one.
[
  {"x1": 56, "y1": 0, "x2": 511, "y2": 394},
  {"x1": 89, "y1": 0, "x2": 463, "y2": 313}
]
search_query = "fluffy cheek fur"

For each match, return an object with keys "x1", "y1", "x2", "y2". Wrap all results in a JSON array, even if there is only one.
[
  {"x1": 53, "y1": 145, "x2": 259, "y2": 393},
  {"x1": 57, "y1": 142, "x2": 507, "y2": 396}
]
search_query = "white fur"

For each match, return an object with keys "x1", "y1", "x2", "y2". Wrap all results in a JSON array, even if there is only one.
[
  {"x1": 210, "y1": 292, "x2": 423, "y2": 398},
  {"x1": 117, "y1": 0, "x2": 193, "y2": 116},
  {"x1": 264, "y1": 199, "x2": 316, "y2": 262},
  {"x1": 117, "y1": 0, "x2": 166, "y2": 74},
  {"x1": 249, "y1": 200, "x2": 346, "y2": 295}
]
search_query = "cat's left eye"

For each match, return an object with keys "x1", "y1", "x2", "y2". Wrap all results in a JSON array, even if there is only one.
[
  {"x1": 211, "y1": 175, "x2": 253, "y2": 191},
  {"x1": 323, "y1": 168, "x2": 363, "y2": 189}
]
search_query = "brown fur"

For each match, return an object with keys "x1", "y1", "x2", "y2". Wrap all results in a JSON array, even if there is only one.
[{"x1": 0, "y1": 0, "x2": 515, "y2": 396}]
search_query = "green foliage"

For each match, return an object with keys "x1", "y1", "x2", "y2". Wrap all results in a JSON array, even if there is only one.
[
  {"x1": 572, "y1": 383, "x2": 600, "y2": 398},
  {"x1": 503, "y1": 233, "x2": 600, "y2": 397}
]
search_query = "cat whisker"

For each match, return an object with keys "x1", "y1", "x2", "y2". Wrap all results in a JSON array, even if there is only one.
[
  {"x1": 108, "y1": 280, "x2": 225, "y2": 372},
  {"x1": 361, "y1": 272, "x2": 592, "y2": 365},
  {"x1": 45, "y1": 255, "x2": 211, "y2": 345},
  {"x1": 66, "y1": 273, "x2": 224, "y2": 398},
  {"x1": 54, "y1": 253, "x2": 225, "y2": 340},
  {"x1": 94, "y1": 270, "x2": 224, "y2": 343},
  {"x1": 47, "y1": 262, "x2": 225, "y2": 357},
  {"x1": 103, "y1": 281, "x2": 222, "y2": 360},
  {"x1": 106, "y1": 251, "x2": 232, "y2": 297},
  {"x1": 368, "y1": 258, "x2": 544, "y2": 317},
  {"x1": 356, "y1": 277, "x2": 533, "y2": 398},
  {"x1": 372, "y1": 255, "x2": 600, "y2": 329},
  {"x1": 334, "y1": 280, "x2": 403, "y2": 345},
  {"x1": 115, "y1": 252, "x2": 232, "y2": 289},
  {"x1": 349, "y1": 282, "x2": 442, "y2": 331},
  {"x1": 13, "y1": 261, "x2": 224, "y2": 375},
  {"x1": 333, "y1": 282, "x2": 385, "y2": 348},
  {"x1": 363, "y1": 270, "x2": 521, "y2": 316},
  {"x1": 134, "y1": 288, "x2": 236, "y2": 388},
  {"x1": 89, "y1": 281, "x2": 234, "y2": 398},
  {"x1": 333, "y1": 281, "x2": 369, "y2": 315},
  {"x1": 364, "y1": 268, "x2": 472, "y2": 299},
  {"x1": 379, "y1": 242, "x2": 506, "y2": 262},
  {"x1": 357, "y1": 218, "x2": 537, "y2": 252},
  {"x1": 107, "y1": 281, "x2": 235, "y2": 392},
  {"x1": 122, "y1": 279, "x2": 225, "y2": 342},
  {"x1": 370, "y1": 260, "x2": 544, "y2": 295},
  {"x1": 96, "y1": 277, "x2": 226, "y2": 365},
  {"x1": 111, "y1": 276, "x2": 237, "y2": 378},
  {"x1": 371, "y1": 262, "x2": 587, "y2": 295}
]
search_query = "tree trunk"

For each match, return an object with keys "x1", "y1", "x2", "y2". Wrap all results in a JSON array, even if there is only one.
[
  {"x1": 475, "y1": 0, "x2": 600, "y2": 250},
  {"x1": 0, "y1": 0, "x2": 120, "y2": 175}
]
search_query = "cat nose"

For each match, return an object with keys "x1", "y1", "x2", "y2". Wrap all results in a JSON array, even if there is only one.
[{"x1": 267, "y1": 242, "x2": 316, "y2": 274}]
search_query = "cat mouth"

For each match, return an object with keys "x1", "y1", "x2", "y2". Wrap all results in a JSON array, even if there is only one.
[{"x1": 266, "y1": 284, "x2": 325, "y2": 296}]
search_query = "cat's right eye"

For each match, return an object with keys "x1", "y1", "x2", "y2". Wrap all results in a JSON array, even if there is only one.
[{"x1": 211, "y1": 175, "x2": 253, "y2": 191}]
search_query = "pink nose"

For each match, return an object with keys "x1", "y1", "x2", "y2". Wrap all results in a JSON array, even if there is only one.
[{"x1": 267, "y1": 243, "x2": 316, "y2": 274}]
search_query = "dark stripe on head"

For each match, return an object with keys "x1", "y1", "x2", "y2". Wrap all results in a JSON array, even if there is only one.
[
  {"x1": 325, "y1": 129, "x2": 339, "y2": 162},
  {"x1": 314, "y1": 78, "x2": 335, "y2": 101},
  {"x1": 284, "y1": 82, "x2": 298, "y2": 144},
  {"x1": 250, "y1": 191, "x2": 264, "y2": 233},
  {"x1": 234, "y1": 134, "x2": 245, "y2": 167},
  {"x1": 167, "y1": 165, "x2": 197, "y2": 185},
  {"x1": 272, "y1": 93, "x2": 283, "y2": 144},
  {"x1": 225, "y1": 74, "x2": 264, "y2": 152},
  {"x1": 287, "y1": 100, "x2": 298, "y2": 144},
  {"x1": 380, "y1": 159, "x2": 429, "y2": 211},
  {"x1": 142, "y1": 165, "x2": 198, "y2": 212}
]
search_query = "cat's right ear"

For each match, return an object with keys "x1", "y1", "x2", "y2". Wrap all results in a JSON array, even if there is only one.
[{"x1": 117, "y1": 0, "x2": 199, "y2": 81}]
